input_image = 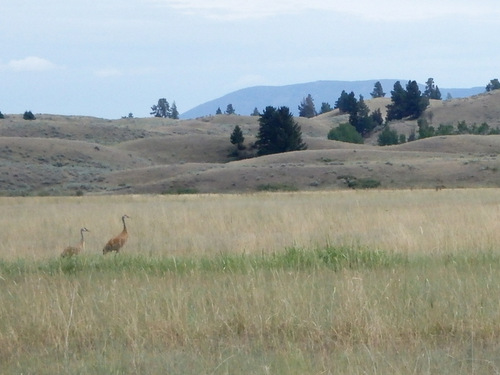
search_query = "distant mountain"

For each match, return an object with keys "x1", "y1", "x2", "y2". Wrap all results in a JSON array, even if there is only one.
[{"x1": 180, "y1": 80, "x2": 485, "y2": 119}]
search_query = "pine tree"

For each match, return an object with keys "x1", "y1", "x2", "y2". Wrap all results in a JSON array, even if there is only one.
[
  {"x1": 255, "y1": 106, "x2": 307, "y2": 156},
  {"x1": 320, "y1": 102, "x2": 332, "y2": 114},
  {"x1": 230, "y1": 125, "x2": 245, "y2": 150},
  {"x1": 423, "y1": 78, "x2": 442, "y2": 100},
  {"x1": 150, "y1": 98, "x2": 170, "y2": 118},
  {"x1": 486, "y1": 78, "x2": 500, "y2": 92},
  {"x1": 370, "y1": 81, "x2": 386, "y2": 98},
  {"x1": 170, "y1": 102, "x2": 179, "y2": 119},
  {"x1": 298, "y1": 94, "x2": 317, "y2": 118}
]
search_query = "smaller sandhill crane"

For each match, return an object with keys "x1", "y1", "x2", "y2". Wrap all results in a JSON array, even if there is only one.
[
  {"x1": 103, "y1": 214, "x2": 130, "y2": 254},
  {"x1": 61, "y1": 227, "x2": 90, "y2": 258}
]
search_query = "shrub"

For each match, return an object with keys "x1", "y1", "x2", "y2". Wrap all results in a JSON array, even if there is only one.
[
  {"x1": 328, "y1": 123, "x2": 363, "y2": 144},
  {"x1": 377, "y1": 125, "x2": 399, "y2": 146}
]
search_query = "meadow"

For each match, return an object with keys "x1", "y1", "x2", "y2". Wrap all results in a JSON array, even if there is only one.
[{"x1": 1, "y1": 189, "x2": 500, "y2": 374}]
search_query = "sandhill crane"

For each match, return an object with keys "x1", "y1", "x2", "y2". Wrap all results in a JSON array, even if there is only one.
[
  {"x1": 103, "y1": 214, "x2": 130, "y2": 254},
  {"x1": 61, "y1": 227, "x2": 90, "y2": 258}
]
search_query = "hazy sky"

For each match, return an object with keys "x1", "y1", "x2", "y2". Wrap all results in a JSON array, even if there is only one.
[{"x1": 1, "y1": 1, "x2": 499, "y2": 118}]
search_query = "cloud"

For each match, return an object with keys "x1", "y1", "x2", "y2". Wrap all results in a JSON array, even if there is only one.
[
  {"x1": 149, "y1": 0, "x2": 500, "y2": 21},
  {"x1": 2, "y1": 56, "x2": 58, "y2": 72}
]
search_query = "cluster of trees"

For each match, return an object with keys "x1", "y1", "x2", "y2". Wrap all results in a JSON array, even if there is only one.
[
  {"x1": 23, "y1": 111, "x2": 36, "y2": 120},
  {"x1": 0, "y1": 110, "x2": 35, "y2": 120},
  {"x1": 297, "y1": 94, "x2": 333, "y2": 118},
  {"x1": 216, "y1": 104, "x2": 236, "y2": 115},
  {"x1": 150, "y1": 98, "x2": 179, "y2": 119},
  {"x1": 386, "y1": 80, "x2": 430, "y2": 121},
  {"x1": 417, "y1": 119, "x2": 499, "y2": 139}
]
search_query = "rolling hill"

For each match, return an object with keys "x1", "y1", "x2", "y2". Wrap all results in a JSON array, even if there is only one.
[
  {"x1": 180, "y1": 79, "x2": 485, "y2": 119},
  {"x1": 0, "y1": 89, "x2": 499, "y2": 196}
]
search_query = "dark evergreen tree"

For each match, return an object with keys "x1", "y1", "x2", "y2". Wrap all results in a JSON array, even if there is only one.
[
  {"x1": 370, "y1": 81, "x2": 386, "y2": 98},
  {"x1": 170, "y1": 101, "x2": 179, "y2": 119},
  {"x1": 298, "y1": 94, "x2": 317, "y2": 118},
  {"x1": 423, "y1": 78, "x2": 442, "y2": 99},
  {"x1": 405, "y1": 80, "x2": 429, "y2": 119},
  {"x1": 23, "y1": 110, "x2": 36, "y2": 120},
  {"x1": 255, "y1": 106, "x2": 307, "y2": 156},
  {"x1": 386, "y1": 81, "x2": 406, "y2": 121},
  {"x1": 320, "y1": 102, "x2": 332, "y2": 114},
  {"x1": 150, "y1": 98, "x2": 171, "y2": 118},
  {"x1": 230, "y1": 125, "x2": 245, "y2": 150},
  {"x1": 386, "y1": 80, "x2": 428, "y2": 120},
  {"x1": 370, "y1": 108, "x2": 384, "y2": 126},
  {"x1": 216, "y1": 107, "x2": 222, "y2": 115},
  {"x1": 225, "y1": 104, "x2": 236, "y2": 115},
  {"x1": 251, "y1": 107, "x2": 260, "y2": 116},
  {"x1": 335, "y1": 90, "x2": 357, "y2": 114},
  {"x1": 486, "y1": 78, "x2": 500, "y2": 92}
]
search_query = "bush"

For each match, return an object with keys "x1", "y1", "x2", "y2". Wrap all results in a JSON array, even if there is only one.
[
  {"x1": 328, "y1": 123, "x2": 364, "y2": 144},
  {"x1": 377, "y1": 125, "x2": 399, "y2": 146}
]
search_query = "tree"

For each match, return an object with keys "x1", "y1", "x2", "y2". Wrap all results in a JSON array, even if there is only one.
[
  {"x1": 319, "y1": 102, "x2": 332, "y2": 114},
  {"x1": 251, "y1": 107, "x2": 260, "y2": 116},
  {"x1": 335, "y1": 90, "x2": 357, "y2": 114},
  {"x1": 298, "y1": 94, "x2": 317, "y2": 118},
  {"x1": 386, "y1": 81, "x2": 406, "y2": 121},
  {"x1": 486, "y1": 78, "x2": 500, "y2": 92},
  {"x1": 225, "y1": 104, "x2": 235, "y2": 115},
  {"x1": 352, "y1": 95, "x2": 377, "y2": 135},
  {"x1": 0, "y1": 111, "x2": 4, "y2": 119},
  {"x1": 423, "y1": 78, "x2": 442, "y2": 100},
  {"x1": 327, "y1": 123, "x2": 364, "y2": 144},
  {"x1": 150, "y1": 98, "x2": 171, "y2": 118},
  {"x1": 230, "y1": 125, "x2": 245, "y2": 150},
  {"x1": 405, "y1": 80, "x2": 429, "y2": 119},
  {"x1": 370, "y1": 108, "x2": 384, "y2": 126},
  {"x1": 23, "y1": 110, "x2": 35, "y2": 120},
  {"x1": 216, "y1": 107, "x2": 222, "y2": 115},
  {"x1": 255, "y1": 106, "x2": 307, "y2": 156},
  {"x1": 386, "y1": 80, "x2": 429, "y2": 121},
  {"x1": 370, "y1": 81, "x2": 386, "y2": 98},
  {"x1": 170, "y1": 102, "x2": 179, "y2": 119}
]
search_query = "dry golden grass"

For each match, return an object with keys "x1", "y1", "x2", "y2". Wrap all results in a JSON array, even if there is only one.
[
  {"x1": 1, "y1": 190, "x2": 500, "y2": 374},
  {"x1": 1, "y1": 189, "x2": 500, "y2": 260},
  {"x1": 2, "y1": 91, "x2": 500, "y2": 195}
]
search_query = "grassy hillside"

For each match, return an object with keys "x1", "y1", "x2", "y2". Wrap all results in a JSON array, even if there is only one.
[{"x1": 1, "y1": 91, "x2": 500, "y2": 196}]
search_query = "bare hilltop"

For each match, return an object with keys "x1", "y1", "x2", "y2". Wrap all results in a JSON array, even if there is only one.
[{"x1": 1, "y1": 90, "x2": 500, "y2": 196}]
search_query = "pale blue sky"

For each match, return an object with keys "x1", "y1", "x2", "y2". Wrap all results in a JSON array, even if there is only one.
[{"x1": 1, "y1": 0, "x2": 499, "y2": 118}]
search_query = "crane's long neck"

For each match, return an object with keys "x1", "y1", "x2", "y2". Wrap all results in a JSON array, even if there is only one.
[
  {"x1": 80, "y1": 229, "x2": 86, "y2": 246},
  {"x1": 122, "y1": 216, "x2": 128, "y2": 233}
]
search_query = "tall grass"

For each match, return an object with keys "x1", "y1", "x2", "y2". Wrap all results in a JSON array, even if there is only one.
[{"x1": 1, "y1": 189, "x2": 500, "y2": 374}]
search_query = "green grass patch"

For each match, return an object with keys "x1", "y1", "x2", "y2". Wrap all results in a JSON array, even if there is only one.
[{"x1": 2, "y1": 247, "x2": 500, "y2": 278}]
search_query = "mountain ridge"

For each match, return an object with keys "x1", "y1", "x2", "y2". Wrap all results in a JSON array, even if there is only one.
[{"x1": 180, "y1": 79, "x2": 484, "y2": 119}]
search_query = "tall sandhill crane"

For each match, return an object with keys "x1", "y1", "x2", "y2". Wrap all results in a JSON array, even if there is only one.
[
  {"x1": 61, "y1": 227, "x2": 90, "y2": 258},
  {"x1": 103, "y1": 214, "x2": 130, "y2": 254}
]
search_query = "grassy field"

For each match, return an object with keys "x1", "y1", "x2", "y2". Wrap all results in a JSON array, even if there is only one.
[{"x1": 1, "y1": 189, "x2": 500, "y2": 374}]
